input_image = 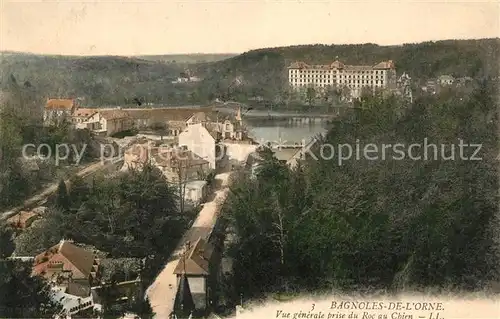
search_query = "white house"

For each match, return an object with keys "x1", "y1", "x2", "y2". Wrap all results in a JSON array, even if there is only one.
[
  {"x1": 184, "y1": 180, "x2": 208, "y2": 208},
  {"x1": 84, "y1": 109, "x2": 133, "y2": 136},
  {"x1": 437, "y1": 75, "x2": 455, "y2": 86},
  {"x1": 43, "y1": 99, "x2": 77, "y2": 125},
  {"x1": 51, "y1": 286, "x2": 99, "y2": 317},
  {"x1": 178, "y1": 123, "x2": 217, "y2": 169}
]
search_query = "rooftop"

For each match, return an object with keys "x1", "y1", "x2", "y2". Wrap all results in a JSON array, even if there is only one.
[
  {"x1": 72, "y1": 108, "x2": 97, "y2": 118},
  {"x1": 98, "y1": 109, "x2": 130, "y2": 120},
  {"x1": 32, "y1": 240, "x2": 97, "y2": 281},
  {"x1": 46, "y1": 99, "x2": 75, "y2": 110},
  {"x1": 273, "y1": 149, "x2": 301, "y2": 162},
  {"x1": 173, "y1": 237, "x2": 213, "y2": 276},
  {"x1": 288, "y1": 60, "x2": 395, "y2": 70},
  {"x1": 123, "y1": 106, "x2": 214, "y2": 122},
  {"x1": 6, "y1": 210, "x2": 39, "y2": 228},
  {"x1": 153, "y1": 148, "x2": 210, "y2": 168}
]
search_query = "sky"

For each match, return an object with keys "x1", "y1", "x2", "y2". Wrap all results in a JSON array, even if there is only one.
[{"x1": 1, "y1": 0, "x2": 499, "y2": 56}]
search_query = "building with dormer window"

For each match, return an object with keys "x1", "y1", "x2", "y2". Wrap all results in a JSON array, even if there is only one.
[{"x1": 287, "y1": 59, "x2": 397, "y2": 99}]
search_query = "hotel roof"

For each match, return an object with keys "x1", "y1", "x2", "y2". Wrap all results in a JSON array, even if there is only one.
[{"x1": 288, "y1": 60, "x2": 395, "y2": 70}]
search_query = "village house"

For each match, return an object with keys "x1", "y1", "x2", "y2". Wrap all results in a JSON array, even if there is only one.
[
  {"x1": 84, "y1": 109, "x2": 133, "y2": 136},
  {"x1": 456, "y1": 76, "x2": 473, "y2": 86},
  {"x1": 43, "y1": 98, "x2": 78, "y2": 125},
  {"x1": 32, "y1": 239, "x2": 102, "y2": 316},
  {"x1": 171, "y1": 70, "x2": 203, "y2": 84},
  {"x1": 207, "y1": 107, "x2": 246, "y2": 141},
  {"x1": 248, "y1": 137, "x2": 320, "y2": 177},
  {"x1": 437, "y1": 75, "x2": 455, "y2": 86},
  {"x1": 71, "y1": 108, "x2": 97, "y2": 127},
  {"x1": 173, "y1": 238, "x2": 215, "y2": 314},
  {"x1": 184, "y1": 180, "x2": 208, "y2": 208},
  {"x1": 121, "y1": 142, "x2": 210, "y2": 208},
  {"x1": 421, "y1": 79, "x2": 437, "y2": 94},
  {"x1": 151, "y1": 146, "x2": 211, "y2": 182},
  {"x1": 6, "y1": 210, "x2": 40, "y2": 229},
  {"x1": 153, "y1": 147, "x2": 210, "y2": 209},
  {"x1": 121, "y1": 142, "x2": 153, "y2": 171},
  {"x1": 124, "y1": 107, "x2": 214, "y2": 137},
  {"x1": 178, "y1": 123, "x2": 218, "y2": 170}
]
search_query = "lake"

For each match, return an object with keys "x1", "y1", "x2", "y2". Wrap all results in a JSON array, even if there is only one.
[{"x1": 244, "y1": 117, "x2": 327, "y2": 144}]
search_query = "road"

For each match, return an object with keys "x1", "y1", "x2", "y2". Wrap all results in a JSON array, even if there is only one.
[
  {"x1": 145, "y1": 140, "x2": 257, "y2": 318},
  {"x1": 146, "y1": 172, "x2": 232, "y2": 318},
  {"x1": 0, "y1": 157, "x2": 123, "y2": 222}
]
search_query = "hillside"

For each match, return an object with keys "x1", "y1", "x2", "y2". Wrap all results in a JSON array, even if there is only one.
[
  {"x1": 0, "y1": 52, "x2": 185, "y2": 106},
  {"x1": 194, "y1": 38, "x2": 500, "y2": 98},
  {"x1": 135, "y1": 53, "x2": 236, "y2": 64},
  {"x1": 1, "y1": 39, "x2": 499, "y2": 107}
]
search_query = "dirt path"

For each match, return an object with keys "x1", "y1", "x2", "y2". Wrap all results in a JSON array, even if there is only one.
[
  {"x1": 145, "y1": 171, "x2": 232, "y2": 318},
  {"x1": 146, "y1": 143, "x2": 256, "y2": 318},
  {"x1": 0, "y1": 157, "x2": 123, "y2": 222}
]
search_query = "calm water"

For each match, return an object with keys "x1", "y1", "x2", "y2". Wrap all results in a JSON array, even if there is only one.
[{"x1": 245, "y1": 118, "x2": 327, "y2": 144}]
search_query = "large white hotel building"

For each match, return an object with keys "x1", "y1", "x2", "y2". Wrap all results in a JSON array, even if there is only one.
[{"x1": 287, "y1": 59, "x2": 397, "y2": 98}]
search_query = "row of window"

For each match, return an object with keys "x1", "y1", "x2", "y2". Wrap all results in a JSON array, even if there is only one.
[
  {"x1": 290, "y1": 69, "x2": 386, "y2": 75},
  {"x1": 292, "y1": 82, "x2": 385, "y2": 89},
  {"x1": 290, "y1": 79, "x2": 385, "y2": 85},
  {"x1": 69, "y1": 301, "x2": 92, "y2": 313},
  {"x1": 290, "y1": 74, "x2": 385, "y2": 80}
]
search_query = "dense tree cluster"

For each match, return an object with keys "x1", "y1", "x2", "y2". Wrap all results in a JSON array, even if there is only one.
[
  {"x1": 13, "y1": 165, "x2": 187, "y2": 317},
  {"x1": 16, "y1": 165, "x2": 188, "y2": 258},
  {"x1": 225, "y1": 81, "x2": 499, "y2": 301}
]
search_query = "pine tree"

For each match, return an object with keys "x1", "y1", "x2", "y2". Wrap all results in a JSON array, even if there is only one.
[{"x1": 55, "y1": 179, "x2": 70, "y2": 210}]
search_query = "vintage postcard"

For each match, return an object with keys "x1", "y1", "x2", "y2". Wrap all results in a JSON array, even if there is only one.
[{"x1": 0, "y1": 0, "x2": 499, "y2": 318}]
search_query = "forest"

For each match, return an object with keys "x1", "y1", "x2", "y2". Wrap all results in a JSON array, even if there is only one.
[
  {"x1": 2, "y1": 38, "x2": 498, "y2": 107},
  {"x1": 222, "y1": 79, "x2": 499, "y2": 304}
]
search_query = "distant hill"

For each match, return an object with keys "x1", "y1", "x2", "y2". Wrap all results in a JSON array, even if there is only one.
[
  {"x1": 135, "y1": 53, "x2": 236, "y2": 64},
  {"x1": 1, "y1": 39, "x2": 498, "y2": 107},
  {"x1": 0, "y1": 52, "x2": 186, "y2": 106}
]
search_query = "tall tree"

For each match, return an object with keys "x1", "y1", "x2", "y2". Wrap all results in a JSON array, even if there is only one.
[
  {"x1": 0, "y1": 261, "x2": 62, "y2": 318},
  {"x1": 55, "y1": 179, "x2": 70, "y2": 210},
  {"x1": 0, "y1": 225, "x2": 14, "y2": 259}
]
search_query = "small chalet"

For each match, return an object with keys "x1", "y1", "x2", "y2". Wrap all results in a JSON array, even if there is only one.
[{"x1": 173, "y1": 238, "x2": 214, "y2": 313}]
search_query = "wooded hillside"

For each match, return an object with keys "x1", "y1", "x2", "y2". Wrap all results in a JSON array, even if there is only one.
[
  {"x1": 223, "y1": 81, "x2": 499, "y2": 302},
  {"x1": 1, "y1": 38, "x2": 499, "y2": 106}
]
